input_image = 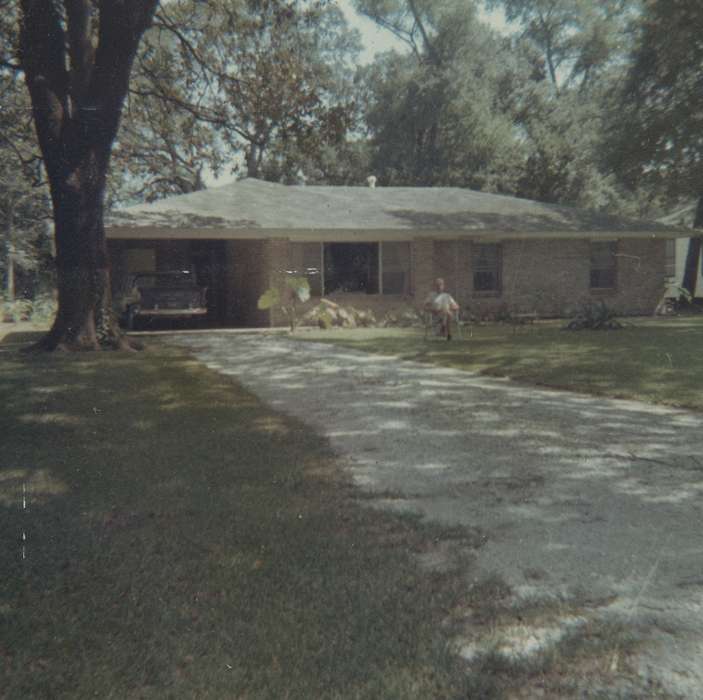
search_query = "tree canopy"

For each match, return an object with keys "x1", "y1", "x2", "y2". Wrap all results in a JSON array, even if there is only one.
[{"x1": 111, "y1": 0, "x2": 362, "y2": 202}]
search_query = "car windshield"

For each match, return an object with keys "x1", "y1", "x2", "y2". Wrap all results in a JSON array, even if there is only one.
[{"x1": 133, "y1": 273, "x2": 196, "y2": 288}]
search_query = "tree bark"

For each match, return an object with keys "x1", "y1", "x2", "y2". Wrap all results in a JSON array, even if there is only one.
[
  {"x1": 19, "y1": 0, "x2": 158, "y2": 350},
  {"x1": 681, "y1": 194, "x2": 703, "y2": 300}
]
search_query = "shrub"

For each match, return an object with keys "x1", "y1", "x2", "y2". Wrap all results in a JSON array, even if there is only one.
[
  {"x1": 2, "y1": 298, "x2": 33, "y2": 323},
  {"x1": 257, "y1": 276, "x2": 311, "y2": 332},
  {"x1": 563, "y1": 301, "x2": 623, "y2": 330},
  {"x1": 28, "y1": 294, "x2": 57, "y2": 324},
  {"x1": 1, "y1": 295, "x2": 57, "y2": 324}
]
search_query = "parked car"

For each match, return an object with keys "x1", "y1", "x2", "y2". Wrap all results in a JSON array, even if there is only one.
[{"x1": 118, "y1": 271, "x2": 208, "y2": 330}]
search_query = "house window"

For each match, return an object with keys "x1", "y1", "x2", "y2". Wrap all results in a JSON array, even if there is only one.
[
  {"x1": 323, "y1": 243, "x2": 379, "y2": 294},
  {"x1": 290, "y1": 242, "x2": 323, "y2": 296},
  {"x1": 665, "y1": 239, "x2": 676, "y2": 279},
  {"x1": 381, "y1": 242, "x2": 411, "y2": 295},
  {"x1": 590, "y1": 241, "x2": 617, "y2": 289},
  {"x1": 472, "y1": 243, "x2": 502, "y2": 293}
]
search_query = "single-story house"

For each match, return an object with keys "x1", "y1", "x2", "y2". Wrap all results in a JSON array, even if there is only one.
[{"x1": 105, "y1": 178, "x2": 686, "y2": 326}]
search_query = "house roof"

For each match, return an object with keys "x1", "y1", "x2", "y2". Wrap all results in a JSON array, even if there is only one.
[{"x1": 106, "y1": 178, "x2": 687, "y2": 241}]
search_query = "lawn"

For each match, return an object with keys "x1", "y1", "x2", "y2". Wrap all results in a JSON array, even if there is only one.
[
  {"x1": 0, "y1": 333, "x2": 479, "y2": 699},
  {"x1": 0, "y1": 328, "x2": 668, "y2": 698},
  {"x1": 295, "y1": 316, "x2": 703, "y2": 412}
]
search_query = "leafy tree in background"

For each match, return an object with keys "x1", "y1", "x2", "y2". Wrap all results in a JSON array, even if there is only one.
[
  {"x1": 0, "y1": 83, "x2": 51, "y2": 303},
  {"x1": 112, "y1": 20, "x2": 225, "y2": 204},
  {"x1": 115, "y1": 0, "x2": 362, "y2": 200},
  {"x1": 355, "y1": 0, "x2": 643, "y2": 210},
  {"x1": 356, "y1": 0, "x2": 523, "y2": 189},
  {"x1": 0, "y1": 2, "x2": 51, "y2": 304},
  {"x1": 486, "y1": 0, "x2": 637, "y2": 93},
  {"x1": 609, "y1": 0, "x2": 703, "y2": 295},
  {"x1": 485, "y1": 0, "x2": 641, "y2": 211}
]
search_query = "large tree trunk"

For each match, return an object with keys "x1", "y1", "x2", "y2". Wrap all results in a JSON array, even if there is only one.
[
  {"x1": 19, "y1": 0, "x2": 158, "y2": 351},
  {"x1": 36, "y1": 156, "x2": 127, "y2": 350},
  {"x1": 681, "y1": 194, "x2": 703, "y2": 300}
]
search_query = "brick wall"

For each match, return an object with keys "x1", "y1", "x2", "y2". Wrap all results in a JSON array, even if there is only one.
[
  {"x1": 111, "y1": 235, "x2": 667, "y2": 326},
  {"x1": 245, "y1": 235, "x2": 667, "y2": 326},
  {"x1": 456, "y1": 238, "x2": 667, "y2": 318},
  {"x1": 224, "y1": 240, "x2": 269, "y2": 326},
  {"x1": 412, "y1": 238, "x2": 435, "y2": 302}
]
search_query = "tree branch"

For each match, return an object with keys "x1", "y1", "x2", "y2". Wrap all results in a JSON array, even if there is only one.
[{"x1": 18, "y1": 0, "x2": 71, "y2": 176}]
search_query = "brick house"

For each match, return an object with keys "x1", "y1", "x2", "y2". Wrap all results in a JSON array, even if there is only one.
[{"x1": 105, "y1": 178, "x2": 685, "y2": 326}]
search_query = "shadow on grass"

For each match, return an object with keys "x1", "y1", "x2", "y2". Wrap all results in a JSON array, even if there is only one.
[{"x1": 0, "y1": 339, "x2": 485, "y2": 699}]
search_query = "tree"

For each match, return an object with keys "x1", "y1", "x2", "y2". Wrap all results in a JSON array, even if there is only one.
[
  {"x1": 0, "y1": 86, "x2": 50, "y2": 302},
  {"x1": 117, "y1": 0, "x2": 361, "y2": 196},
  {"x1": 0, "y1": 5, "x2": 50, "y2": 303},
  {"x1": 481, "y1": 0, "x2": 643, "y2": 210},
  {"x1": 356, "y1": 0, "x2": 524, "y2": 189},
  {"x1": 485, "y1": 0, "x2": 637, "y2": 93},
  {"x1": 17, "y1": 0, "x2": 159, "y2": 350},
  {"x1": 353, "y1": 0, "x2": 443, "y2": 63},
  {"x1": 608, "y1": 0, "x2": 703, "y2": 295}
]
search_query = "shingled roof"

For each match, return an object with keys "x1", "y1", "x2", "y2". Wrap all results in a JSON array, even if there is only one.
[{"x1": 106, "y1": 178, "x2": 686, "y2": 241}]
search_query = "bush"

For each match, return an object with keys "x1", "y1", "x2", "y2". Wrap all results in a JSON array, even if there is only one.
[
  {"x1": 30, "y1": 294, "x2": 57, "y2": 324},
  {"x1": 257, "y1": 276, "x2": 310, "y2": 332},
  {"x1": 1, "y1": 295, "x2": 57, "y2": 324},
  {"x1": 563, "y1": 301, "x2": 623, "y2": 330},
  {"x1": 2, "y1": 298, "x2": 33, "y2": 323}
]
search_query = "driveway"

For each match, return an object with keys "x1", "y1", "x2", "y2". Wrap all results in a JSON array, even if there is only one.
[{"x1": 167, "y1": 332, "x2": 703, "y2": 697}]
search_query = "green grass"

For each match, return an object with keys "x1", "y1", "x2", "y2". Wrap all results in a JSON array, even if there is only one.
[
  {"x1": 0, "y1": 329, "x2": 674, "y2": 699},
  {"x1": 0, "y1": 334, "x2": 479, "y2": 699},
  {"x1": 295, "y1": 317, "x2": 703, "y2": 411}
]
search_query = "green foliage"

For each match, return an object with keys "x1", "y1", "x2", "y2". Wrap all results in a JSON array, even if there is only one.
[
  {"x1": 258, "y1": 275, "x2": 311, "y2": 331},
  {"x1": 0, "y1": 70, "x2": 52, "y2": 299},
  {"x1": 607, "y1": 0, "x2": 703, "y2": 201},
  {"x1": 1, "y1": 297, "x2": 32, "y2": 322},
  {"x1": 563, "y1": 301, "x2": 623, "y2": 330},
  {"x1": 285, "y1": 275, "x2": 311, "y2": 303},
  {"x1": 1, "y1": 294, "x2": 56, "y2": 324},
  {"x1": 487, "y1": 0, "x2": 636, "y2": 92},
  {"x1": 115, "y1": 0, "x2": 363, "y2": 201},
  {"x1": 256, "y1": 287, "x2": 281, "y2": 311},
  {"x1": 355, "y1": 0, "x2": 644, "y2": 211},
  {"x1": 358, "y1": 4, "x2": 524, "y2": 190}
]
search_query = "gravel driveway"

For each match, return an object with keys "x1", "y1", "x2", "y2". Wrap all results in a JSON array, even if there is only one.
[{"x1": 167, "y1": 332, "x2": 703, "y2": 697}]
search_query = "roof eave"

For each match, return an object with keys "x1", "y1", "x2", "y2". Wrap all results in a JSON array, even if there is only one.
[{"x1": 105, "y1": 226, "x2": 686, "y2": 241}]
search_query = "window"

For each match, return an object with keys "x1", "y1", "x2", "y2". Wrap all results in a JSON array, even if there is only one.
[
  {"x1": 381, "y1": 242, "x2": 411, "y2": 295},
  {"x1": 590, "y1": 241, "x2": 617, "y2": 289},
  {"x1": 472, "y1": 243, "x2": 502, "y2": 293},
  {"x1": 665, "y1": 239, "x2": 676, "y2": 279},
  {"x1": 290, "y1": 243, "x2": 323, "y2": 296},
  {"x1": 324, "y1": 243, "x2": 379, "y2": 294}
]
